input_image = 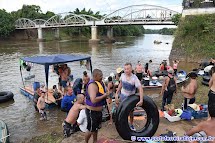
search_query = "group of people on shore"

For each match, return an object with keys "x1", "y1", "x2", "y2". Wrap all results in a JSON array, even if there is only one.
[{"x1": 33, "y1": 58, "x2": 215, "y2": 142}]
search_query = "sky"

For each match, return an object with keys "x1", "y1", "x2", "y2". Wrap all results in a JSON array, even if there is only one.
[{"x1": 0, "y1": 0, "x2": 183, "y2": 29}]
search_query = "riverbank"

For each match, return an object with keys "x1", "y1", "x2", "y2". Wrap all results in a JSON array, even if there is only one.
[
  {"x1": 170, "y1": 14, "x2": 215, "y2": 62},
  {"x1": 28, "y1": 77, "x2": 210, "y2": 143}
]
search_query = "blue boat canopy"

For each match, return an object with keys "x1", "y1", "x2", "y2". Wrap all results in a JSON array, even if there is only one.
[
  {"x1": 21, "y1": 54, "x2": 91, "y2": 65},
  {"x1": 20, "y1": 54, "x2": 92, "y2": 90}
]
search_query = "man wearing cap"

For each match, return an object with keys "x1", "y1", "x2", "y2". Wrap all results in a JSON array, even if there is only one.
[
  {"x1": 160, "y1": 68, "x2": 177, "y2": 111},
  {"x1": 181, "y1": 72, "x2": 198, "y2": 110}
]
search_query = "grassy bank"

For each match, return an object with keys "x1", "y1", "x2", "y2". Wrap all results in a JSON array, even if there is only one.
[{"x1": 171, "y1": 14, "x2": 215, "y2": 60}]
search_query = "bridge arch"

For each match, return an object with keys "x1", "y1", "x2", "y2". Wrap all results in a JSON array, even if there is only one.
[
  {"x1": 44, "y1": 13, "x2": 90, "y2": 27},
  {"x1": 15, "y1": 18, "x2": 36, "y2": 29},
  {"x1": 102, "y1": 4, "x2": 179, "y2": 24},
  {"x1": 33, "y1": 19, "x2": 47, "y2": 25}
]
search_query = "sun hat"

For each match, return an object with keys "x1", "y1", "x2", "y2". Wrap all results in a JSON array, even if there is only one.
[{"x1": 116, "y1": 67, "x2": 123, "y2": 74}]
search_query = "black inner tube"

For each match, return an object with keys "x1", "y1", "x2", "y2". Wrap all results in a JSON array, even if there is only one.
[
  {"x1": 115, "y1": 95, "x2": 159, "y2": 141},
  {"x1": 0, "y1": 91, "x2": 14, "y2": 103}
]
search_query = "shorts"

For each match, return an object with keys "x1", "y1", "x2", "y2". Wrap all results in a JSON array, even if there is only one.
[
  {"x1": 119, "y1": 94, "x2": 128, "y2": 102},
  {"x1": 61, "y1": 80, "x2": 67, "y2": 88},
  {"x1": 108, "y1": 92, "x2": 114, "y2": 99},
  {"x1": 86, "y1": 108, "x2": 102, "y2": 132},
  {"x1": 184, "y1": 97, "x2": 195, "y2": 110},
  {"x1": 39, "y1": 109, "x2": 47, "y2": 120},
  {"x1": 136, "y1": 73, "x2": 143, "y2": 81},
  {"x1": 208, "y1": 90, "x2": 215, "y2": 101},
  {"x1": 63, "y1": 121, "x2": 75, "y2": 138}
]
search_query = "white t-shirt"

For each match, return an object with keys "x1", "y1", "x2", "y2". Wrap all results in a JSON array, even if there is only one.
[
  {"x1": 77, "y1": 109, "x2": 88, "y2": 133},
  {"x1": 120, "y1": 73, "x2": 141, "y2": 96}
]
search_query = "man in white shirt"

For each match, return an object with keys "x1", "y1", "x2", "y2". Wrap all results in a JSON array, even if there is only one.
[{"x1": 77, "y1": 109, "x2": 88, "y2": 133}]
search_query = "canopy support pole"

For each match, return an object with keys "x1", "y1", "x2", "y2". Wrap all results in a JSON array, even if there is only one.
[
  {"x1": 89, "y1": 59, "x2": 93, "y2": 73},
  {"x1": 45, "y1": 64, "x2": 49, "y2": 101},
  {"x1": 20, "y1": 66, "x2": 25, "y2": 88}
]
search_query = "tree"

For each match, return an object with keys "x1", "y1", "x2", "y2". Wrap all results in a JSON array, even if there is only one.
[
  {"x1": 0, "y1": 9, "x2": 15, "y2": 38},
  {"x1": 172, "y1": 14, "x2": 182, "y2": 26}
]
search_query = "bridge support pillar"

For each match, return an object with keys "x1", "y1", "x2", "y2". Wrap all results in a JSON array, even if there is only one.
[
  {"x1": 37, "y1": 28, "x2": 45, "y2": 42},
  {"x1": 54, "y1": 28, "x2": 60, "y2": 40},
  {"x1": 105, "y1": 26, "x2": 115, "y2": 43},
  {"x1": 89, "y1": 26, "x2": 100, "y2": 44}
]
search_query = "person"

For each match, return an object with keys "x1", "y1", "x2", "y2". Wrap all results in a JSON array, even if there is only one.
[
  {"x1": 114, "y1": 67, "x2": 123, "y2": 91},
  {"x1": 63, "y1": 94, "x2": 86, "y2": 138},
  {"x1": 33, "y1": 87, "x2": 41, "y2": 112},
  {"x1": 61, "y1": 86, "x2": 76, "y2": 114},
  {"x1": 185, "y1": 96, "x2": 215, "y2": 141},
  {"x1": 37, "y1": 93, "x2": 47, "y2": 120},
  {"x1": 73, "y1": 78, "x2": 83, "y2": 95},
  {"x1": 106, "y1": 76, "x2": 114, "y2": 125},
  {"x1": 144, "y1": 63, "x2": 152, "y2": 77},
  {"x1": 181, "y1": 72, "x2": 198, "y2": 110},
  {"x1": 60, "y1": 65, "x2": 69, "y2": 89},
  {"x1": 208, "y1": 66, "x2": 215, "y2": 106},
  {"x1": 172, "y1": 60, "x2": 179, "y2": 75},
  {"x1": 160, "y1": 68, "x2": 177, "y2": 111},
  {"x1": 115, "y1": 63, "x2": 144, "y2": 131},
  {"x1": 77, "y1": 109, "x2": 88, "y2": 133},
  {"x1": 83, "y1": 71, "x2": 90, "y2": 92},
  {"x1": 53, "y1": 85, "x2": 63, "y2": 107},
  {"x1": 85, "y1": 69, "x2": 108, "y2": 143},
  {"x1": 135, "y1": 61, "x2": 144, "y2": 81}
]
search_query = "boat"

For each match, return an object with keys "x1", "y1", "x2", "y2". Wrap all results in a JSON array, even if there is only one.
[
  {"x1": 19, "y1": 54, "x2": 93, "y2": 108},
  {"x1": 0, "y1": 92, "x2": 14, "y2": 103},
  {"x1": 0, "y1": 120, "x2": 10, "y2": 143},
  {"x1": 142, "y1": 70, "x2": 187, "y2": 89},
  {"x1": 154, "y1": 40, "x2": 162, "y2": 44}
]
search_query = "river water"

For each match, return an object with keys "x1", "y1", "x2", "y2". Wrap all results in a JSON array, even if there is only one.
[{"x1": 0, "y1": 34, "x2": 198, "y2": 142}]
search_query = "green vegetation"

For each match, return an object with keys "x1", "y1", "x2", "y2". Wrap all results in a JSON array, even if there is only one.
[
  {"x1": 0, "y1": 5, "x2": 144, "y2": 39},
  {"x1": 0, "y1": 9, "x2": 15, "y2": 38},
  {"x1": 173, "y1": 14, "x2": 215, "y2": 58},
  {"x1": 171, "y1": 14, "x2": 182, "y2": 26},
  {"x1": 145, "y1": 28, "x2": 176, "y2": 35}
]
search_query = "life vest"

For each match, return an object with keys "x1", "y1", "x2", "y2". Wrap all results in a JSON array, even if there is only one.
[{"x1": 86, "y1": 79, "x2": 106, "y2": 107}]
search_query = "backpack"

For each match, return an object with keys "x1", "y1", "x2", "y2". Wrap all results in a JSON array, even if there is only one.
[{"x1": 167, "y1": 76, "x2": 176, "y2": 93}]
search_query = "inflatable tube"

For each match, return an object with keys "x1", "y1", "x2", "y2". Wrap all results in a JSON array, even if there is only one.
[
  {"x1": 0, "y1": 120, "x2": 10, "y2": 143},
  {"x1": 202, "y1": 80, "x2": 209, "y2": 86},
  {"x1": 115, "y1": 95, "x2": 159, "y2": 140},
  {"x1": 0, "y1": 91, "x2": 14, "y2": 103},
  {"x1": 202, "y1": 76, "x2": 210, "y2": 82}
]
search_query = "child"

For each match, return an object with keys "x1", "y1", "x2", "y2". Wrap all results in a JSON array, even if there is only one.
[
  {"x1": 37, "y1": 93, "x2": 47, "y2": 120},
  {"x1": 62, "y1": 94, "x2": 86, "y2": 138},
  {"x1": 106, "y1": 76, "x2": 114, "y2": 125}
]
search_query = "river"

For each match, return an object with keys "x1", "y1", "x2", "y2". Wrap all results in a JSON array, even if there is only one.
[{"x1": 0, "y1": 34, "x2": 198, "y2": 142}]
